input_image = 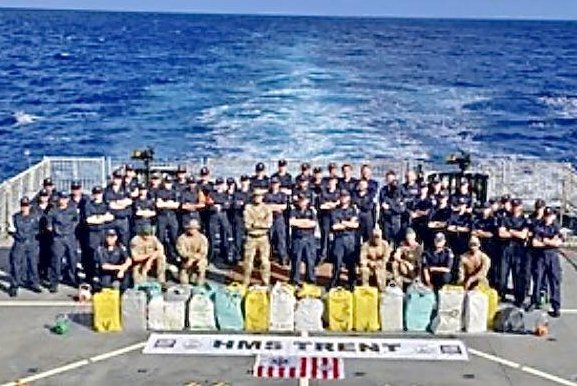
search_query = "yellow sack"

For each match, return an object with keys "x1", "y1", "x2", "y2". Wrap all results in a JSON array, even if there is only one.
[
  {"x1": 227, "y1": 282, "x2": 247, "y2": 297},
  {"x1": 244, "y1": 286, "x2": 269, "y2": 332},
  {"x1": 478, "y1": 284, "x2": 499, "y2": 329},
  {"x1": 93, "y1": 288, "x2": 122, "y2": 332},
  {"x1": 326, "y1": 287, "x2": 353, "y2": 332},
  {"x1": 353, "y1": 286, "x2": 380, "y2": 332},
  {"x1": 297, "y1": 283, "x2": 323, "y2": 299}
]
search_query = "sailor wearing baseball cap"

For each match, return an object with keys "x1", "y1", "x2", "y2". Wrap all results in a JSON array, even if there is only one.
[
  {"x1": 529, "y1": 206, "x2": 563, "y2": 317},
  {"x1": 318, "y1": 174, "x2": 340, "y2": 262},
  {"x1": 155, "y1": 173, "x2": 181, "y2": 267},
  {"x1": 206, "y1": 177, "x2": 233, "y2": 263},
  {"x1": 174, "y1": 164, "x2": 189, "y2": 193},
  {"x1": 7, "y1": 196, "x2": 42, "y2": 297},
  {"x1": 498, "y1": 198, "x2": 530, "y2": 306},
  {"x1": 328, "y1": 189, "x2": 359, "y2": 290},
  {"x1": 133, "y1": 181, "x2": 157, "y2": 235},
  {"x1": 46, "y1": 190, "x2": 80, "y2": 292},
  {"x1": 104, "y1": 169, "x2": 133, "y2": 247},
  {"x1": 264, "y1": 176, "x2": 289, "y2": 265},
  {"x1": 250, "y1": 162, "x2": 270, "y2": 195},
  {"x1": 471, "y1": 200, "x2": 500, "y2": 288},
  {"x1": 95, "y1": 228, "x2": 131, "y2": 292},
  {"x1": 422, "y1": 232, "x2": 455, "y2": 291},
  {"x1": 231, "y1": 174, "x2": 252, "y2": 262},
  {"x1": 82, "y1": 185, "x2": 115, "y2": 284},
  {"x1": 446, "y1": 195, "x2": 473, "y2": 257},
  {"x1": 271, "y1": 159, "x2": 293, "y2": 194}
]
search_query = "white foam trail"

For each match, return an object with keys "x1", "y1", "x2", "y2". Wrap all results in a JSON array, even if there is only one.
[{"x1": 12, "y1": 111, "x2": 40, "y2": 126}]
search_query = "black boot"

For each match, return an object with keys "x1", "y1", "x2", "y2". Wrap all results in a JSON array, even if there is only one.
[{"x1": 8, "y1": 286, "x2": 18, "y2": 297}]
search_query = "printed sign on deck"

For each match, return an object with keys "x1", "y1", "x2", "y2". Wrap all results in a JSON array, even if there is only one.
[{"x1": 143, "y1": 334, "x2": 469, "y2": 361}]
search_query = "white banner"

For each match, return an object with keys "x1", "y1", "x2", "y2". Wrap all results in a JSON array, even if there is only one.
[{"x1": 143, "y1": 334, "x2": 469, "y2": 361}]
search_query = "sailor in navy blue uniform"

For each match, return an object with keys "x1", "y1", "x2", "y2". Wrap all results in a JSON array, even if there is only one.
[
  {"x1": 322, "y1": 162, "x2": 340, "y2": 189},
  {"x1": 498, "y1": 199, "x2": 530, "y2": 305},
  {"x1": 47, "y1": 191, "x2": 79, "y2": 291},
  {"x1": 527, "y1": 199, "x2": 547, "y2": 304},
  {"x1": 232, "y1": 175, "x2": 251, "y2": 261},
  {"x1": 427, "y1": 193, "x2": 451, "y2": 248},
  {"x1": 401, "y1": 169, "x2": 420, "y2": 228},
  {"x1": 472, "y1": 201, "x2": 499, "y2": 288},
  {"x1": 70, "y1": 180, "x2": 90, "y2": 276},
  {"x1": 122, "y1": 164, "x2": 139, "y2": 199},
  {"x1": 289, "y1": 194, "x2": 317, "y2": 284},
  {"x1": 338, "y1": 164, "x2": 358, "y2": 194},
  {"x1": 428, "y1": 176, "x2": 447, "y2": 206},
  {"x1": 329, "y1": 190, "x2": 359, "y2": 289},
  {"x1": 378, "y1": 171, "x2": 407, "y2": 245},
  {"x1": 317, "y1": 175, "x2": 340, "y2": 262},
  {"x1": 104, "y1": 171, "x2": 133, "y2": 247},
  {"x1": 8, "y1": 197, "x2": 41, "y2": 297},
  {"x1": 311, "y1": 167, "x2": 324, "y2": 197},
  {"x1": 95, "y1": 229, "x2": 131, "y2": 292},
  {"x1": 292, "y1": 174, "x2": 313, "y2": 203},
  {"x1": 174, "y1": 164, "x2": 189, "y2": 193},
  {"x1": 297, "y1": 162, "x2": 312, "y2": 183},
  {"x1": 34, "y1": 188, "x2": 52, "y2": 282},
  {"x1": 83, "y1": 186, "x2": 115, "y2": 283},
  {"x1": 148, "y1": 172, "x2": 162, "y2": 200},
  {"x1": 179, "y1": 176, "x2": 203, "y2": 230},
  {"x1": 40, "y1": 177, "x2": 59, "y2": 204},
  {"x1": 265, "y1": 177, "x2": 289, "y2": 265},
  {"x1": 360, "y1": 164, "x2": 379, "y2": 201},
  {"x1": 447, "y1": 196, "x2": 473, "y2": 256},
  {"x1": 410, "y1": 183, "x2": 434, "y2": 246},
  {"x1": 352, "y1": 179, "x2": 375, "y2": 242},
  {"x1": 271, "y1": 160, "x2": 293, "y2": 195},
  {"x1": 250, "y1": 162, "x2": 269, "y2": 195},
  {"x1": 206, "y1": 178, "x2": 233, "y2": 263},
  {"x1": 423, "y1": 232, "x2": 455, "y2": 291},
  {"x1": 155, "y1": 175, "x2": 181, "y2": 265},
  {"x1": 529, "y1": 207, "x2": 563, "y2": 317},
  {"x1": 132, "y1": 182, "x2": 157, "y2": 235},
  {"x1": 451, "y1": 178, "x2": 473, "y2": 211}
]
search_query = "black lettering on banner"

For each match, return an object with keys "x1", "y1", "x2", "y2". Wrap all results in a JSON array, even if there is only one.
[
  {"x1": 264, "y1": 341, "x2": 283, "y2": 350},
  {"x1": 213, "y1": 340, "x2": 235, "y2": 349},
  {"x1": 238, "y1": 340, "x2": 262, "y2": 350},
  {"x1": 315, "y1": 342, "x2": 334, "y2": 352},
  {"x1": 337, "y1": 342, "x2": 356, "y2": 352},
  {"x1": 154, "y1": 339, "x2": 176, "y2": 348},
  {"x1": 382, "y1": 343, "x2": 401, "y2": 352},
  {"x1": 293, "y1": 341, "x2": 313, "y2": 351},
  {"x1": 358, "y1": 342, "x2": 380, "y2": 353},
  {"x1": 440, "y1": 345, "x2": 462, "y2": 355}
]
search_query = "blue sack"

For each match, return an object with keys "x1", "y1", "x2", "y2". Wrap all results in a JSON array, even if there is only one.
[
  {"x1": 404, "y1": 282, "x2": 436, "y2": 332},
  {"x1": 214, "y1": 287, "x2": 244, "y2": 331}
]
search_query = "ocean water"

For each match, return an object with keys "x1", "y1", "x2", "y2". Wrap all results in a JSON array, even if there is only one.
[{"x1": 0, "y1": 9, "x2": 576, "y2": 179}]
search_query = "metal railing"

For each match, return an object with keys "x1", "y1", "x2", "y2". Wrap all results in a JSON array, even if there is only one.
[
  {"x1": 1, "y1": 155, "x2": 576, "y2": 239},
  {"x1": 0, "y1": 159, "x2": 51, "y2": 237}
]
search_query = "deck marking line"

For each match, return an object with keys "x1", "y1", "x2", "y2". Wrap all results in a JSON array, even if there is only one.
[
  {"x1": 89, "y1": 342, "x2": 146, "y2": 362},
  {"x1": 0, "y1": 301, "x2": 91, "y2": 307},
  {"x1": 469, "y1": 348, "x2": 577, "y2": 386},
  {"x1": 0, "y1": 341, "x2": 146, "y2": 386}
]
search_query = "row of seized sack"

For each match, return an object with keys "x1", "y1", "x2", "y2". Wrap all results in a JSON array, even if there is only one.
[{"x1": 94, "y1": 280, "x2": 538, "y2": 334}]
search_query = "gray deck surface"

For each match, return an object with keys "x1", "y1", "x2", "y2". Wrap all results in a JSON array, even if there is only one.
[{"x1": 1, "y1": 248, "x2": 577, "y2": 386}]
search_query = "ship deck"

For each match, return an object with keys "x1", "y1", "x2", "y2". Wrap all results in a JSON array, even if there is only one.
[{"x1": 1, "y1": 248, "x2": 577, "y2": 386}]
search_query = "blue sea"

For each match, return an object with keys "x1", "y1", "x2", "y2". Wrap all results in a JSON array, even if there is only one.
[{"x1": 0, "y1": 9, "x2": 576, "y2": 179}]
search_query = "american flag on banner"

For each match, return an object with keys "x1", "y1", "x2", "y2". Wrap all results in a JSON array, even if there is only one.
[{"x1": 253, "y1": 356, "x2": 345, "y2": 380}]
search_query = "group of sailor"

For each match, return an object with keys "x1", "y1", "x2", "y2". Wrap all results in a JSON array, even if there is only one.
[{"x1": 7, "y1": 161, "x2": 563, "y2": 317}]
